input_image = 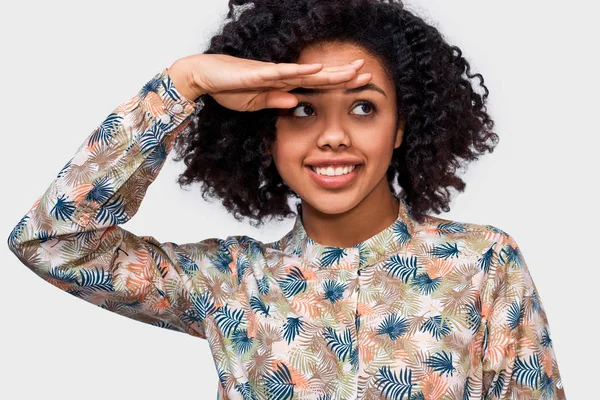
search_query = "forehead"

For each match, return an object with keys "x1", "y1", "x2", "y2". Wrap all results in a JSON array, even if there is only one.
[{"x1": 297, "y1": 41, "x2": 393, "y2": 89}]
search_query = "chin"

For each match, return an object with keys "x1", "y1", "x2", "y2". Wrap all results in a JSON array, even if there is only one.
[{"x1": 300, "y1": 192, "x2": 362, "y2": 216}]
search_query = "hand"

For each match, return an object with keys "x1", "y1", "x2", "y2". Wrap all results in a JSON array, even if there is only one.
[{"x1": 168, "y1": 54, "x2": 371, "y2": 112}]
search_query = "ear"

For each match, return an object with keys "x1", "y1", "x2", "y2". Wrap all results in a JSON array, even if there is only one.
[{"x1": 394, "y1": 117, "x2": 406, "y2": 149}]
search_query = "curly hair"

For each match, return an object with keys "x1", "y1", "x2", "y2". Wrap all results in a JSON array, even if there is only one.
[{"x1": 172, "y1": 0, "x2": 499, "y2": 228}]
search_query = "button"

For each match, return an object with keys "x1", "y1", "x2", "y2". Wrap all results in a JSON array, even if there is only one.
[
  {"x1": 343, "y1": 363, "x2": 352, "y2": 372},
  {"x1": 160, "y1": 114, "x2": 171, "y2": 124},
  {"x1": 172, "y1": 104, "x2": 184, "y2": 114}
]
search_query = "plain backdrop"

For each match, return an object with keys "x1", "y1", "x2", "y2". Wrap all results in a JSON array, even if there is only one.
[{"x1": 1, "y1": 0, "x2": 597, "y2": 398}]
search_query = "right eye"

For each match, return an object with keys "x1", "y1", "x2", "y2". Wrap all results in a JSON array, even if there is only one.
[{"x1": 290, "y1": 102, "x2": 315, "y2": 118}]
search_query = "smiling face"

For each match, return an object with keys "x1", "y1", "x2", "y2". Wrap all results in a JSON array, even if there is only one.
[{"x1": 270, "y1": 41, "x2": 404, "y2": 215}]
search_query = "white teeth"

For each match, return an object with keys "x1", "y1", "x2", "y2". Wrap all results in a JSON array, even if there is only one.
[{"x1": 311, "y1": 165, "x2": 357, "y2": 176}]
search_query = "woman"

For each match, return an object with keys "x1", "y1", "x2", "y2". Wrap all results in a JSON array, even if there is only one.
[{"x1": 7, "y1": 0, "x2": 565, "y2": 398}]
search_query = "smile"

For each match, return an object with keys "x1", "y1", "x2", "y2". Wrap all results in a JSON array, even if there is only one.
[{"x1": 306, "y1": 165, "x2": 362, "y2": 189}]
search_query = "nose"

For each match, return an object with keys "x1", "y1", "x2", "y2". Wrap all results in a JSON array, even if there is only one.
[{"x1": 316, "y1": 121, "x2": 351, "y2": 149}]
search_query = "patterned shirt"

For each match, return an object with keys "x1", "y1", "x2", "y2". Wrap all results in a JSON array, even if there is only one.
[{"x1": 7, "y1": 68, "x2": 565, "y2": 399}]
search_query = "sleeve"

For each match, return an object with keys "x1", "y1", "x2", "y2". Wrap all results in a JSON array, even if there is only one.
[
  {"x1": 7, "y1": 68, "x2": 229, "y2": 340},
  {"x1": 480, "y1": 234, "x2": 566, "y2": 398}
]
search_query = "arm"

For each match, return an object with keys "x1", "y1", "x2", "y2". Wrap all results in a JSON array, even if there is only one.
[
  {"x1": 481, "y1": 234, "x2": 566, "y2": 398},
  {"x1": 7, "y1": 68, "x2": 228, "y2": 339}
]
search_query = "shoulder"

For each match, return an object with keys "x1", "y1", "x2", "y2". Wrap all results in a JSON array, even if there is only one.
[{"x1": 417, "y1": 213, "x2": 512, "y2": 241}]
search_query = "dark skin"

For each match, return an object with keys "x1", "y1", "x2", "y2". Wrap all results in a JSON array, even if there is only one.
[{"x1": 271, "y1": 41, "x2": 405, "y2": 248}]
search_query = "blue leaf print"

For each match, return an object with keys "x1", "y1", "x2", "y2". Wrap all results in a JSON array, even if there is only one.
[
  {"x1": 51, "y1": 194, "x2": 76, "y2": 222},
  {"x1": 465, "y1": 296, "x2": 482, "y2": 333},
  {"x1": 214, "y1": 304, "x2": 244, "y2": 337},
  {"x1": 349, "y1": 344, "x2": 359, "y2": 371},
  {"x1": 235, "y1": 381, "x2": 255, "y2": 400},
  {"x1": 36, "y1": 230, "x2": 56, "y2": 244},
  {"x1": 500, "y1": 243, "x2": 523, "y2": 268},
  {"x1": 56, "y1": 159, "x2": 72, "y2": 179},
  {"x1": 7, "y1": 214, "x2": 29, "y2": 249},
  {"x1": 462, "y1": 377, "x2": 473, "y2": 400},
  {"x1": 322, "y1": 280, "x2": 347, "y2": 303},
  {"x1": 377, "y1": 313, "x2": 409, "y2": 340},
  {"x1": 182, "y1": 291, "x2": 216, "y2": 324},
  {"x1": 436, "y1": 221, "x2": 466, "y2": 235},
  {"x1": 140, "y1": 75, "x2": 162, "y2": 98},
  {"x1": 282, "y1": 316, "x2": 304, "y2": 344},
  {"x1": 236, "y1": 255, "x2": 249, "y2": 285},
  {"x1": 410, "y1": 273, "x2": 441, "y2": 295},
  {"x1": 257, "y1": 275, "x2": 270, "y2": 295},
  {"x1": 477, "y1": 243, "x2": 496, "y2": 273},
  {"x1": 392, "y1": 220, "x2": 412, "y2": 245},
  {"x1": 278, "y1": 266, "x2": 307, "y2": 298},
  {"x1": 249, "y1": 295, "x2": 270, "y2": 317},
  {"x1": 374, "y1": 366, "x2": 414, "y2": 400},
  {"x1": 419, "y1": 315, "x2": 452, "y2": 340},
  {"x1": 48, "y1": 267, "x2": 78, "y2": 283},
  {"x1": 491, "y1": 370, "x2": 506, "y2": 397},
  {"x1": 232, "y1": 329, "x2": 254, "y2": 354},
  {"x1": 507, "y1": 301, "x2": 524, "y2": 330},
  {"x1": 161, "y1": 73, "x2": 183, "y2": 102},
  {"x1": 324, "y1": 326, "x2": 354, "y2": 361},
  {"x1": 150, "y1": 321, "x2": 178, "y2": 331},
  {"x1": 77, "y1": 267, "x2": 114, "y2": 292},
  {"x1": 356, "y1": 243, "x2": 368, "y2": 269},
  {"x1": 88, "y1": 113, "x2": 121, "y2": 146},
  {"x1": 383, "y1": 254, "x2": 418, "y2": 283},
  {"x1": 540, "y1": 372, "x2": 556, "y2": 398},
  {"x1": 265, "y1": 362, "x2": 295, "y2": 400},
  {"x1": 176, "y1": 252, "x2": 199, "y2": 274},
  {"x1": 139, "y1": 124, "x2": 162, "y2": 155},
  {"x1": 424, "y1": 351, "x2": 455, "y2": 376},
  {"x1": 146, "y1": 142, "x2": 167, "y2": 173},
  {"x1": 86, "y1": 176, "x2": 113, "y2": 203},
  {"x1": 210, "y1": 248, "x2": 233, "y2": 274},
  {"x1": 540, "y1": 327, "x2": 553, "y2": 348},
  {"x1": 430, "y1": 242, "x2": 460, "y2": 259},
  {"x1": 320, "y1": 247, "x2": 346, "y2": 268},
  {"x1": 513, "y1": 353, "x2": 542, "y2": 389},
  {"x1": 530, "y1": 289, "x2": 542, "y2": 314},
  {"x1": 95, "y1": 195, "x2": 128, "y2": 225}
]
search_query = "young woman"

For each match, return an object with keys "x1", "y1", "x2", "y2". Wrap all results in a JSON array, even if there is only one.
[{"x1": 7, "y1": 0, "x2": 565, "y2": 398}]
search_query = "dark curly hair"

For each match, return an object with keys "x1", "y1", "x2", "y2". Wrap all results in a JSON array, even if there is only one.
[{"x1": 172, "y1": 0, "x2": 499, "y2": 228}]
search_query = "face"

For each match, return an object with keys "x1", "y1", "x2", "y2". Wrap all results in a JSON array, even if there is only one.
[{"x1": 270, "y1": 41, "x2": 404, "y2": 215}]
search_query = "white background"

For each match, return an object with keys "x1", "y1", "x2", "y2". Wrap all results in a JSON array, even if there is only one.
[{"x1": 1, "y1": 0, "x2": 597, "y2": 398}]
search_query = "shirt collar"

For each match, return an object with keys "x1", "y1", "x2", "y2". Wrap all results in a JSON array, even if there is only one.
[{"x1": 283, "y1": 194, "x2": 416, "y2": 269}]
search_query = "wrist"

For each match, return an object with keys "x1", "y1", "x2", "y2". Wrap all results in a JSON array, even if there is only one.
[{"x1": 167, "y1": 59, "x2": 205, "y2": 102}]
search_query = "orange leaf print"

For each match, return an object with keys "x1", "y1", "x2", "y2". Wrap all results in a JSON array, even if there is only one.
[
  {"x1": 116, "y1": 95, "x2": 141, "y2": 114},
  {"x1": 70, "y1": 183, "x2": 94, "y2": 204},
  {"x1": 425, "y1": 257, "x2": 455, "y2": 279},
  {"x1": 140, "y1": 91, "x2": 165, "y2": 118},
  {"x1": 421, "y1": 371, "x2": 449, "y2": 399},
  {"x1": 485, "y1": 329, "x2": 516, "y2": 367}
]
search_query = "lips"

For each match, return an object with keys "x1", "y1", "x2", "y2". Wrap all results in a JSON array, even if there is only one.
[{"x1": 306, "y1": 164, "x2": 362, "y2": 189}]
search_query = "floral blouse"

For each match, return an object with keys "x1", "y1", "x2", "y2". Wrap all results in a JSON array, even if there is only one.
[{"x1": 7, "y1": 68, "x2": 565, "y2": 399}]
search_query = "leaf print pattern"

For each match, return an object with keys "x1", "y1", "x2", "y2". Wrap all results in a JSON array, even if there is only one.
[{"x1": 7, "y1": 68, "x2": 566, "y2": 399}]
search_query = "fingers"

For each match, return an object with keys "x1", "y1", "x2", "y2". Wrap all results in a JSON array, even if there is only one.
[{"x1": 259, "y1": 59, "x2": 364, "y2": 82}]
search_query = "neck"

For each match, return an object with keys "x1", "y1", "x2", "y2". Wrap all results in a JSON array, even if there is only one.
[{"x1": 299, "y1": 183, "x2": 400, "y2": 248}]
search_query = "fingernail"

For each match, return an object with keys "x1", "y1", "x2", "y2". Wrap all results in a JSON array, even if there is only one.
[{"x1": 351, "y1": 59, "x2": 364, "y2": 65}]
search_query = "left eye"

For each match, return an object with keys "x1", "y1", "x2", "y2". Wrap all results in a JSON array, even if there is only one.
[{"x1": 352, "y1": 101, "x2": 375, "y2": 116}]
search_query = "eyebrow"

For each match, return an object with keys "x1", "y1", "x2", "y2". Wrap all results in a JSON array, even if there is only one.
[{"x1": 288, "y1": 83, "x2": 387, "y2": 98}]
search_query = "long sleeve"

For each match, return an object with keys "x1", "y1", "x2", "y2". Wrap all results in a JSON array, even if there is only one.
[
  {"x1": 7, "y1": 68, "x2": 230, "y2": 340},
  {"x1": 480, "y1": 234, "x2": 566, "y2": 398}
]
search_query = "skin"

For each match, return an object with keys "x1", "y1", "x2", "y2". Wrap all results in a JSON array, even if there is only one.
[{"x1": 269, "y1": 41, "x2": 406, "y2": 248}]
